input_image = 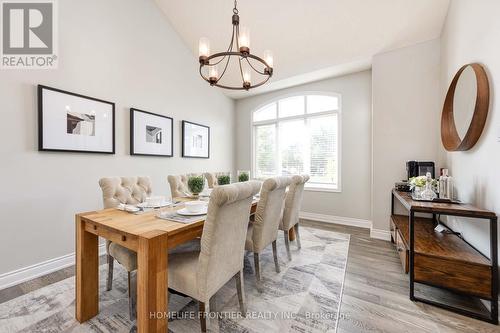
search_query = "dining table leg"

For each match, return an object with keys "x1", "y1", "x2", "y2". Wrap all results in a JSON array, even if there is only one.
[
  {"x1": 75, "y1": 215, "x2": 99, "y2": 323},
  {"x1": 137, "y1": 232, "x2": 169, "y2": 333}
]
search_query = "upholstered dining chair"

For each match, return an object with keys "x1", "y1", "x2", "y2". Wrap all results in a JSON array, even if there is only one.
[
  {"x1": 167, "y1": 181, "x2": 260, "y2": 332},
  {"x1": 98, "y1": 177, "x2": 151, "y2": 319},
  {"x1": 279, "y1": 175, "x2": 310, "y2": 260},
  {"x1": 98, "y1": 176, "x2": 200, "y2": 320},
  {"x1": 167, "y1": 174, "x2": 191, "y2": 198},
  {"x1": 245, "y1": 176, "x2": 292, "y2": 290},
  {"x1": 204, "y1": 172, "x2": 218, "y2": 188}
]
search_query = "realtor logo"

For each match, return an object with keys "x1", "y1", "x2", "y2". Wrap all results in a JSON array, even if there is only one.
[{"x1": 1, "y1": 0, "x2": 57, "y2": 69}]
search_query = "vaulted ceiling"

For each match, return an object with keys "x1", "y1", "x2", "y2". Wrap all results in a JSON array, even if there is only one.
[{"x1": 155, "y1": 0, "x2": 450, "y2": 99}]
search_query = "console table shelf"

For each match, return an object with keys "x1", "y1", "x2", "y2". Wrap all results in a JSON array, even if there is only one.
[
  {"x1": 391, "y1": 214, "x2": 492, "y2": 299},
  {"x1": 391, "y1": 189, "x2": 498, "y2": 324}
]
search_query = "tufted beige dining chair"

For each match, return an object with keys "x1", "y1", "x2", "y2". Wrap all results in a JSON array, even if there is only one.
[
  {"x1": 279, "y1": 175, "x2": 310, "y2": 260},
  {"x1": 98, "y1": 176, "x2": 200, "y2": 320},
  {"x1": 98, "y1": 176, "x2": 151, "y2": 319},
  {"x1": 167, "y1": 181, "x2": 260, "y2": 332},
  {"x1": 245, "y1": 176, "x2": 292, "y2": 290},
  {"x1": 167, "y1": 174, "x2": 190, "y2": 198},
  {"x1": 204, "y1": 172, "x2": 218, "y2": 188}
]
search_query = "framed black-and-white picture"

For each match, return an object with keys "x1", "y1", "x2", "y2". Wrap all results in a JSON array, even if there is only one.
[
  {"x1": 182, "y1": 120, "x2": 210, "y2": 158},
  {"x1": 38, "y1": 85, "x2": 115, "y2": 154},
  {"x1": 130, "y1": 108, "x2": 173, "y2": 157}
]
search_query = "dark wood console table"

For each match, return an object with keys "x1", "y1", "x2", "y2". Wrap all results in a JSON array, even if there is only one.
[{"x1": 391, "y1": 189, "x2": 498, "y2": 324}]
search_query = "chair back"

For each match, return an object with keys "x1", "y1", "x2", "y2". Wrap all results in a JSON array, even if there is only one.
[
  {"x1": 197, "y1": 181, "x2": 260, "y2": 300},
  {"x1": 281, "y1": 175, "x2": 309, "y2": 230},
  {"x1": 167, "y1": 174, "x2": 190, "y2": 198},
  {"x1": 252, "y1": 177, "x2": 292, "y2": 252},
  {"x1": 98, "y1": 176, "x2": 152, "y2": 208},
  {"x1": 204, "y1": 172, "x2": 218, "y2": 188}
]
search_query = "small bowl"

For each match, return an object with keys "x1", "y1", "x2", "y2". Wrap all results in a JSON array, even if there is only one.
[{"x1": 184, "y1": 200, "x2": 207, "y2": 213}]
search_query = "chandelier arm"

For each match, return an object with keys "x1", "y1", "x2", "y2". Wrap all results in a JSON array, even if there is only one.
[
  {"x1": 235, "y1": 24, "x2": 240, "y2": 50},
  {"x1": 238, "y1": 56, "x2": 246, "y2": 83},
  {"x1": 218, "y1": 48, "x2": 232, "y2": 82},
  {"x1": 207, "y1": 20, "x2": 237, "y2": 67},
  {"x1": 245, "y1": 57, "x2": 266, "y2": 75},
  {"x1": 235, "y1": 24, "x2": 245, "y2": 82},
  {"x1": 228, "y1": 24, "x2": 236, "y2": 52}
]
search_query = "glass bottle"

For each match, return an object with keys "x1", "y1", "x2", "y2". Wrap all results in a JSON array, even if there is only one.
[{"x1": 420, "y1": 172, "x2": 437, "y2": 201}]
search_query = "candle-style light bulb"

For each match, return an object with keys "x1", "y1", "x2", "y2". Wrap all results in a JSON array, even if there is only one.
[
  {"x1": 199, "y1": 37, "x2": 210, "y2": 63},
  {"x1": 208, "y1": 65, "x2": 218, "y2": 85},
  {"x1": 243, "y1": 69, "x2": 251, "y2": 83},
  {"x1": 238, "y1": 26, "x2": 250, "y2": 54},
  {"x1": 243, "y1": 68, "x2": 251, "y2": 90}
]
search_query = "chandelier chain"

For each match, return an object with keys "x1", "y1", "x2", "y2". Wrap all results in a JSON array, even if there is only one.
[{"x1": 233, "y1": 0, "x2": 238, "y2": 14}]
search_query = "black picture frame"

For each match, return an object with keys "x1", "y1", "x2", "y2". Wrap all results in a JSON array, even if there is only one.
[
  {"x1": 38, "y1": 85, "x2": 115, "y2": 154},
  {"x1": 130, "y1": 108, "x2": 174, "y2": 157},
  {"x1": 181, "y1": 120, "x2": 210, "y2": 159}
]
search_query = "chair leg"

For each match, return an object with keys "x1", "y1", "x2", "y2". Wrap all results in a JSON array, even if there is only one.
[
  {"x1": 106, "y1": 254, "x2": 114, "y2": 291},
  {"x1": 199, "y1": 301, "x2": 210, "y2": 333},
  {"x1": 272, "y1": 240, "x2": 280, "y2": 273},
  {"x1": 284, "y1": 231, "x2": 292, "y2": 261},
  {"x1": 295, "y1": 223, "x2": 302, "y2": 249},
  {"x1": 128, "y1": 271, "x2": 135, "y2": 320},
  {"x1": 253, "y1": 252, "x2": 263, "y2": 292},
  {"x1": 235, "y1": 270, "x2": 247, "y2": 316}
]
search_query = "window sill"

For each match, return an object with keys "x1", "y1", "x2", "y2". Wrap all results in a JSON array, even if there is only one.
[{"x1": 304, "y1": 186, "x2": 341, "y2": 193}]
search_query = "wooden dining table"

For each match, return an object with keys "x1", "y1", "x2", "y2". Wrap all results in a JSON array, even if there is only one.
[{"x1": 75, "y1": 197, "x2": 258, "y2": 333}]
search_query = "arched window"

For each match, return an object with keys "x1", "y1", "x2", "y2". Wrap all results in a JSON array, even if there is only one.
[{"x1": 252, "y1": 93, "x2": 341, "y2": 191}]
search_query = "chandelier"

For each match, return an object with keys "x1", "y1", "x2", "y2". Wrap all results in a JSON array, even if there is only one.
[{"x1": 198, "y1": 0, "x2": 273, "y2": 90}]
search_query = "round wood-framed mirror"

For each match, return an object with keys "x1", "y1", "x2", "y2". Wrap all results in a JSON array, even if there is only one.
[{"x1": 441, "y1": 63, "x2": 490, "y2": 151}]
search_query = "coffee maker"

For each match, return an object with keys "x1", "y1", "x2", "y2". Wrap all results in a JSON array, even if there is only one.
[{"x1": 406, "y1": 161, "x2": 435, "y2": 179}]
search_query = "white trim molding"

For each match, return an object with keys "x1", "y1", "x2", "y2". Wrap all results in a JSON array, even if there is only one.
[
  {"x1": 0, "y1": 244, "x2": 106, "y2": 291},
  {"x1": 370, "y1": 228, "x2": 392, "y2": 241},
  {"x1": 300, "y1": 211, "x2": 392, "y2": 242},
  {"x1": 300, "y1": 211, "x2": 372, "y2": 229}
]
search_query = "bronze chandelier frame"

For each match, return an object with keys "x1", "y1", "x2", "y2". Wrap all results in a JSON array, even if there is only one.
[{"x1": 199, "y1": 0, "x2": 273, "y2": 90}]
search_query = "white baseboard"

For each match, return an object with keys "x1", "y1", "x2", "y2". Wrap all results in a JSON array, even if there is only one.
[
  {"x1": 300, "y1": 211, "x2": 393, "y2": 242},
  {"x1": 370, "y1": 228, "x2": 392, "y2": 241},
  {"x1": 300, "y1": 211, "x2": 372, "y2": 229},
  {"x1": 0, "y1": 244, "x2": 106, "y2": 291}
]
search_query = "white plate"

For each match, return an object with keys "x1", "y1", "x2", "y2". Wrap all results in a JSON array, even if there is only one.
[
  {"x1": 176, "y1": 207, "x2": 208, "y2": 216},
  {"x1": 137, "y1": 201, "x2": 171, "y2": 208}
]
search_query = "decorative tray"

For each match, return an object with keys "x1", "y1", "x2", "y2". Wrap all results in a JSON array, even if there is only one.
[{"x1": 411, "y1": 195, "x2": 461, "y2": 204}]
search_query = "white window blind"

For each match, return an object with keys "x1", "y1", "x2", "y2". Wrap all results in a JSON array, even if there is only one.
[{"x1": 253, "y1": 94, "x2": 341, "y2": 191}]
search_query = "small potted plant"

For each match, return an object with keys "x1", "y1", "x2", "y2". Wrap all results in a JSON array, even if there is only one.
[
  {"x1": 217, "y1": 173, "x2": 231, "y2": 185},
  {"x1": 188, "y1": 175, "x2": 204, "y2": 197},
  {"x1": 237, "y1": 170, "x2": 250, "y2": 182}
]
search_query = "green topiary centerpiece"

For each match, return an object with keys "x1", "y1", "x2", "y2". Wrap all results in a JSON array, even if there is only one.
[
  {"x1": 188, "y1": 176, "x2": 204, "y2": 196},
  {"x1": 217, "y1": 175, "x2": 231, "y2": 185},
  {"x1": 238, "y1": 171, "x2": 249, "y2": 182}
]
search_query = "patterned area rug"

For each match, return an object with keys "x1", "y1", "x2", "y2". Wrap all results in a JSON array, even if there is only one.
[{"x1": 0, "y1": 227, "x2": 349, "y2": 333}]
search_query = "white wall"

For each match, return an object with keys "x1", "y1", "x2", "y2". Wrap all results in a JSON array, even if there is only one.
[
  {"x1": 0, "y1": 0, "x2": 234, "y2": 276},
  {"x1": 235, "y1": 71, "x2": 372, "y2": 221},
  {"x1": 440, "y1": 0, "x2": 500, "y2": 276},
  {"x1": 371, "y1": 39, "x2": 442, "y2": 233}
]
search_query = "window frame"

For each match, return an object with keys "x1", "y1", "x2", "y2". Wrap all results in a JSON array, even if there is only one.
[{"x1": 251, "y1": 91, "x2": 342, "y2": 193}]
